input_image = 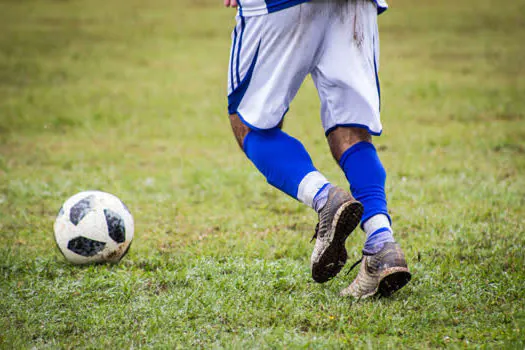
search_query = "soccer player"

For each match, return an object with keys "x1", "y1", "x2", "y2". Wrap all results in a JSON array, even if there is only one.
[{"x1": 223, "y1": 0, "x2": 411, "y2": 298}]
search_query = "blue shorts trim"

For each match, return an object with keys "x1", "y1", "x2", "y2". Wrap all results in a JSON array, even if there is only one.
[
  {"x1": 228, "y1": 41, "x2": 262, "y2": 115},
  {"x1": 325, "y1": 124, "x2": 383, "y2": 137},
  {"x1": 236, "y1": 107, "x2": 290, "y2": 134},
  {"x1": 237, "y1": 111, "x2": 265, "y2": 133},
  {"x1": 230, "y1": 27, "x2": 238, "y2": 91},
  {"x1": 373, "y1": 36, "x2": 381, "y2": 112},
  {"x1": 235, "y1": 16, "x2": 246, "y2": 86},
  {"x1": 237, "y1": 0, "x2": 243, "y2": 16}
]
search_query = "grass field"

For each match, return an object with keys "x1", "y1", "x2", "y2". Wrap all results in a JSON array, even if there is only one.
[{"x1": 1, "y1": 0, "x2": 524, "y2": 348}]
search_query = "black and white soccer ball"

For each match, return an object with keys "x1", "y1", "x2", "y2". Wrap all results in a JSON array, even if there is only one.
[{"x1": 54, "y1": 191, "x2": 134, "y2": 264}]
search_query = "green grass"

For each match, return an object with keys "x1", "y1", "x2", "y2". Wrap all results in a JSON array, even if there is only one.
[{"x1": 1, "y1": 0, "x2": 524, "y2": 348}]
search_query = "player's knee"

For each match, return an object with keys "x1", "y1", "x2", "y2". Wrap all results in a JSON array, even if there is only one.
[
  {"x1": 229, "y1": 114, "x2": 251, "y2": 149},
  {"x1": 327, "y1": 126, "x2": 372, "y2": 162},
  {"x1": 229, "y1": 114, "x2": 284, "y2": 149}
]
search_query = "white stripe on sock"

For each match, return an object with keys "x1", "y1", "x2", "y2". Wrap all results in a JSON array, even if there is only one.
[
  {"x1": 363, "y1": 214, "x2": 392, "y2": 237},
  {"x1": 297, "y1": 171, "x2": 329, "y2": 208}
]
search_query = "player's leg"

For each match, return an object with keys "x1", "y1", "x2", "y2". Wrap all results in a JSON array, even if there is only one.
[
  {"x1": 230, "y1": 113, "x2": 363, "y2": 283},
  {"x1": 328, "y1": 127, "x2": 393, "y2": 255},
  {"x1": 227, "y1": 6, "x2": 331, "y2": 212},
  {"x1": 229, "y1": 113, "x2": 329, "y2": 212},
  {"x1": 226, "y1": 4, "x2": 362, "y2": 283},
  {"x1": 329, "y1": 127, "x2": 411, "y2": 299},
  {"x1": 311, "y1": 0, "x2": 410, "y2": 297}
]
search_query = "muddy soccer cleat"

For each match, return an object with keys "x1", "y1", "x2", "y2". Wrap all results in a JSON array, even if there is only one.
[
  {"x1": 310, "y1": 186, "x2": 363, "y2": 283},
  {"x1": 340, "y1": 242, "x2": 412, "y2": 298}
]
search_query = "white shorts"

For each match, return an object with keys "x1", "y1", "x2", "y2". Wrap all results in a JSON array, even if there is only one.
[{"x1": 227, "y1": 0, "x2": 382, "y2": 136}]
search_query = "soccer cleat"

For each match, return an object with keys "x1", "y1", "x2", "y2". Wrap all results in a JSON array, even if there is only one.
[
  {"x1": 340, "y1": 242, "x2": 411, "y2": 299},
  {"x1": 311, "y1": 186, "x2": 363, "y2": 283}
]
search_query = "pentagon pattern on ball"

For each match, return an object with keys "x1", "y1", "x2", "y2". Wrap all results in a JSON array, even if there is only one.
[
  {"x1": 57, "y1": 206, "x2": 64, "y2": 217},
  {"x1": 70, "y1": 195, "x2": 95, "y2": 225},
  {"x1": 104, "y1": 208, "x2": 126, "y2": 243},
  {"x1": 67, "y1": 236, "x2": 106, "y2": 257}
]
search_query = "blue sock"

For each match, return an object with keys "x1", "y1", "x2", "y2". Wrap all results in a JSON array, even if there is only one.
[
  {"x1": 243, "y1": 129, "x2": 329, "y2": 208},
  {"x1": 339, "y1": 141, "x2": 390, "y2": 224},
  {"x1": 339, "y1": 141, "x2": 394, "y2": 253}
]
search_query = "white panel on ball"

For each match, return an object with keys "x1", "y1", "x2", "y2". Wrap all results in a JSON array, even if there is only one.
[{"x1": 54, "y1": 191, "x2": 134, "y2": 264}]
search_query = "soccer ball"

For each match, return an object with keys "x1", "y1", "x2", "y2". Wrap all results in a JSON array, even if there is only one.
[{"x1": 54, "y1": 191, "x2": 134, "y2": 264}]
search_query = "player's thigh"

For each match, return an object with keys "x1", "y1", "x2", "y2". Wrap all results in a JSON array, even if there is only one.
[
  {"x1": 227, "y1": 5, "x2": 323, "y2": 131},
  {"x1": 312, "y1": 0, "x2": 382, "y2": 137}
]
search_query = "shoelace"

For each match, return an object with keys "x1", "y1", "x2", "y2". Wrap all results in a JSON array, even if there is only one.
[
  {"x1": 346, "y1": 257, "x2": 363, "y2": 275},
  {"x1": 310, "y1": 223, "x2": 319, "y2": 243}
]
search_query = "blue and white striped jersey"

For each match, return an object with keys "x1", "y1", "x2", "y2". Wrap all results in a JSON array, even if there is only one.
[{"x1": 237, "y1": 0, "x2": 388, "y2": 17}]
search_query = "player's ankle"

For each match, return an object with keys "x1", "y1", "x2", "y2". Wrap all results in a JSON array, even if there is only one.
[
  {"x1": 312, "y1": 183, "x2": 332, "y2": 213},
  {"x1": 363, "y1": 228, "x2": 395, "y2": 255},
  {"x1": 363, "y1": 214, "x2": 395, "y2": 255}
]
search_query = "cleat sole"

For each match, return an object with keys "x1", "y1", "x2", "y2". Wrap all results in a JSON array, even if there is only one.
[
  {"x1": 312, "y1": 201, "x2": 363, "y2": 283},
  {"x1": 378, "y1": 268, "x2": 412, "y2": 297}
]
